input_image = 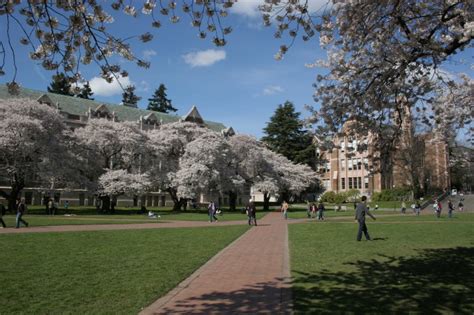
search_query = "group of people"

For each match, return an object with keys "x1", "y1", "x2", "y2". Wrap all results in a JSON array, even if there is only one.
[
  {"x1": 0, "y1": 198, "x2": 29, "y2": 229},
  {"x1": 306, "y1": 202, "x2": 325, "y2": 220},
  {"x1": 434, "y1": 198, "x2": 464, "y2": 218}
]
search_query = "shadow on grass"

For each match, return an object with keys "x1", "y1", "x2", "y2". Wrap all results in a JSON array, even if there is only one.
[
  {"x1": 158, "y1": 278, "x2": 292, "y2": 314},
  {"x1": 292, "y1": 246, "x2": 474, "y2": 314}
]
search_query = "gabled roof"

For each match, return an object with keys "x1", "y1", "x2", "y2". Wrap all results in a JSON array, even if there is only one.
[
  {"x1": 0, "y1": 85, "x2": 226, "y2": 132},
  {"x1": 183, "y1": 105, "x2": 204, "y2": 124},
  {"x1": 95, "y1": 104, "x2": 110, "y2": 113},
  {"x1": 222, "y1": 126, "x2": 235, "y2": 137},
  {"x1": 37, "y1": 94, "x2": 54, "y2": 106},
  {"x1": 143, "y1": 112, "x2": 158, "y2": 121}
]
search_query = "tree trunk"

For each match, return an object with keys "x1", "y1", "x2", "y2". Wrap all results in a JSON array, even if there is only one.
[
  {"x1": 168, "y1": 188, "x2": 187, "y2": 211},
  {"x1": 263, "y1": 192, "x2": 271, "y2": 211},
  {"x1": 100, "y1": 195, "x2": 111, "y2": 213},
  {"x1": 228, "y1": 191, "x2": 237, "y2": 211}
]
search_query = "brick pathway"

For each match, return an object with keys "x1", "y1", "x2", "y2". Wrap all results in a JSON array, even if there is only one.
[{"x1": 140, "y1": 212, "x2": 292, "y2": 315}]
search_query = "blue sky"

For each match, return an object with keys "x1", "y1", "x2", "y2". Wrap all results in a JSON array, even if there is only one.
[{"x1": 0, "y1": 1, "x2": 472, "y2": 139}]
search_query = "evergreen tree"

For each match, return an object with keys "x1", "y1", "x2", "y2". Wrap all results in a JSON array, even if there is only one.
[
  {"x1": 121, "y1": 85, "x2": 141, "y2": 107},
  {"x1": 261, "y1": 101, "x2": 316, "y2": 169},
  {"x1": 147, "y1": 84, "x2": 177, "y2": 113},
  {"x1": 77, "y1": 81, "x2": 94, "y2": 100},
  {"x1": 47, "y1": 73, "x2": 73, "y2": 96}
]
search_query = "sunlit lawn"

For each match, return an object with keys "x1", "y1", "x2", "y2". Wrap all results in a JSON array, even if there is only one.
[
  {"x1": 1, "y1": 211, "x2": 266, "y2": 227},
  {"x1": 289, "y1": 212, "x2": 474, "y2": 314},
  {"x1": 0, "y1": 225, "x2": 249, "y2": 314}
]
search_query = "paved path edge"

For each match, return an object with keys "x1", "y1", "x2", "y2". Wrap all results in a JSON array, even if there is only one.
[
  {"x1": 281, "y1": 222, "x2": 294, "y2": 314},
  {"x1": 139, "y1": 225, "x2": 254, "y2": 315}
]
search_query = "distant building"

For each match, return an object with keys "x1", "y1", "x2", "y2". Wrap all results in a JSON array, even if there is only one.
[
  {"x1": 317, "y1": 117, "x2": 450, "y2": 197},
  {"x1": 0, "y1": 85, "x2": 249, "y2": 207}
]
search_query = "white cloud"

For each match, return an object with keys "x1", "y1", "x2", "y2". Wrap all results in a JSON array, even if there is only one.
[
  {"x1": 182, "y1": 49, "x2": 226, "y2": 67},
  {"x1": 142, "y1": 49, "x2": 157, "y2": 60},
  {"x1": 89, "y1": 75, "x2": 132, "y2": 97},
  {"x1": 138, "y1": 80, "x2": 150, "y2": 92},
  {"x1": 231, "y1": 0, "x2": 329, "y2": 17},
  {"x1": 263, "y1": 85, "x2": 284, "y2": 95},
  {"x1": 230, "y1": 0, "x2": 263, "y2": 17}
]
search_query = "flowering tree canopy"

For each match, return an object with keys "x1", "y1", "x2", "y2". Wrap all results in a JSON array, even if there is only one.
[
  {"x1": 0, "y1": 0, "x2": 235, "y2": 93},
  {"x1": 261, "y1": 0, "x2": 473, "y2": 144},
  {"x1": 74, "y1": 118, "x2": 149, "y2": 211},
  {"x1": 148, "y1": 121, "x2": 209, "y2": 210},
  {"x1": 0, "y1": 98, "x2": 70, "y2": 210},
  {"x1": 98, "y1": 170, "x2": 151, "y2": 197}
]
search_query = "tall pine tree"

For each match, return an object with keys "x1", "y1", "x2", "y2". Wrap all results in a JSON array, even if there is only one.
[
  {"x1": 121, "y1": 85, "x2": 141, "y2": 107},
  {"x1": 77, "y1": 81, "x2": 94, "y2": 100},
  {"x1": 147, "y1": 84, "x2": 177, "y2": 113},
  {"x1": 261, "y1": 101, "x2": 316, "y2": 169},
  {"x1": 47, "y1": 73, "x2": 73, "y2": 96}
]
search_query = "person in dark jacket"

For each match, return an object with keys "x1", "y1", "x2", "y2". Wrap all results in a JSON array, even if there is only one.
[
  {"x1": 246, "y1": 200, "x2": 257, "y2": 226},
  {"x1": 0, "y1": 202, "x2": 6, "y2": 228},
  {"x1": 15, "y1": 198, "x2": 29, "y2": 229},
  {"x1": 317, "y1": 201, "x2": 325, "y2": 220},
  {"x1": 355, "y1": 196, "x2": 375, "y2": 241}
]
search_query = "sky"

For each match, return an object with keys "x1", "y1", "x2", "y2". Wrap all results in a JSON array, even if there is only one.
[{"x1": 0, "y1": 1, "x2": 472, "y2": 139}]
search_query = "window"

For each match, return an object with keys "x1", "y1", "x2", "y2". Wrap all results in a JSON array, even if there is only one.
[
  {"x1": 348, "y1": 177, "x2": 353, "y2": 189},
  {"x1": 364, "y1": 158, "x2": 369, "y2": 170},
  {"x1": 364, "y1": 177, "x2": 369, "y2": 189},
  {"x1": 341, "y1": 177, "x2": 345, "y2": 190},
  {"x1": 358, "y1": 177, "x2": 362, "y2": 189},
  {"x1": 325, "y1": 162, "x2": 330, "y2": 173},
  {"x1": 340, "y1": 140, "x2": 345, "y2": 152},
  {"x1": 348, "y1": 159, "x2": 353, "y2": 171},
  {"x1": 341, "y1": 159, "x2": 345, "y2": 171},
  {"x1": 357, "y1": 158, "x2": 362, "y2": 170}
]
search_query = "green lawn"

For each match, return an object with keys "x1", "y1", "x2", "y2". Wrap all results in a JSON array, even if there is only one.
[
  {"x1": 1, "y1": 211, "x2": 265, "y2": 227},
  {"x1": 0, "y1": 225, "x2": 249, "y2": 314},
  {"x1": 289, "y1": 212, "x2": 474, "y2": 314}
]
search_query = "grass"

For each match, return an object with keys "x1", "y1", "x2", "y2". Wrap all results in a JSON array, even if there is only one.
[
  {"x1": 0, "y1": 225, "x2": 250, "y2": 314},
  {"x1": 289, "y1": 212, "x2": 474, "y2": 314},
  {"x1": 1, "y1": 211, "x2": 266, "y2": 227}
]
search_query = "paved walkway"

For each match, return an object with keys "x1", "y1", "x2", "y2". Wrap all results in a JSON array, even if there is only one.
[{"x1": 140, "y1": 212, "x2": 292, "y2": 315}]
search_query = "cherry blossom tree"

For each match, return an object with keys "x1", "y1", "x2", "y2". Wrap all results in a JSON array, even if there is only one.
[
  {"x1": 147, "y1": 121, "x2": 209, "y2": 210},
  {"x1": 0, "y1": 98, "x2": 71, "y2": 211},
  {"x1": 74, "y1": 119, "x2": 149, "y2": 212},
  {"x1": 0, "y1": 1, "x2": 235, "y2": 93},
  {"x1": 174, "y1": 132, "x2": 244, "y2": 207},
  {"x1": 261, "y1": 0, "x2": 473, "y2": 147},
  {"x1": 229, "y1": 134, "x2": 316, "y2": 210}
]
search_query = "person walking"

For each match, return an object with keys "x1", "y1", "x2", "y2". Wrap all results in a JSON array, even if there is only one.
[
  {"x1": 317, "y1": 201, "x2": 325, "y2": 221},
  {"x1": 306, "y1": 202, "x2": 311, "y2": 219},
  {"x1": 437, "y1": 200, "x2": 443, "y2": 218},
  {"x1": 415, "y1": 201, "x2": 421, "y2": 216},
  {"x1": 448, "y1": 199, "x2": 454, "y2": 218},
  {"x1": 458, "y1": 200, "x2": 464, "y2": 212},
  {"x1": 15, "y1": 198, "x2": 29, "y2": 229},
  {"x1": 0, "y1": 202, "x2": 7, "y2": 228},
  {"x1": 281, "y1": 201, "x2": 289, "y2": 220},
  {"x1": 247, "y1": 200, "x2": 257, "y2": 226},
  {"x1": 355, "y1": 196, "x2": 376, "y2": 241},
  {"x1": 311, "y1": 203, "x2": 317, "y2": 219},
  {"x1": 433, "y1": 200, "x2": 440, "y2": 218},
  {"x1": 208, "y1": 201, "x2": 217, "y2": 223},
  {"x1": 401, "y1": 201, "x2": 406, "y2": 214},
  {"x1": 47, "y1": 198, "x2": 54, "y2": 216}
]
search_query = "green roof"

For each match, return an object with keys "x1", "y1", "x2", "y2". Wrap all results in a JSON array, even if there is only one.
[{"x1": 0, "y1": 85, "x2": 226, "y2": 132}]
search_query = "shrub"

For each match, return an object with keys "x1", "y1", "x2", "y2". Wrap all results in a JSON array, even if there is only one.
[
  {"x1": 371, "y1": 187, "x2": 412, "y2": 201},
  {"x1": 320, "y1": 191, "x2": 337, "y2": 203}
]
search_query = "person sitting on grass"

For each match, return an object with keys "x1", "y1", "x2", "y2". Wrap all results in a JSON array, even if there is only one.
[{"x1": 148, "y1": 210, "x2": 159, "y2": 219}]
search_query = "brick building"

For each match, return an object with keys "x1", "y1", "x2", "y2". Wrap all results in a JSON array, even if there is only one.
[{"x1": 318, "y1": 119, "x2": 450, "y2": 196}]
